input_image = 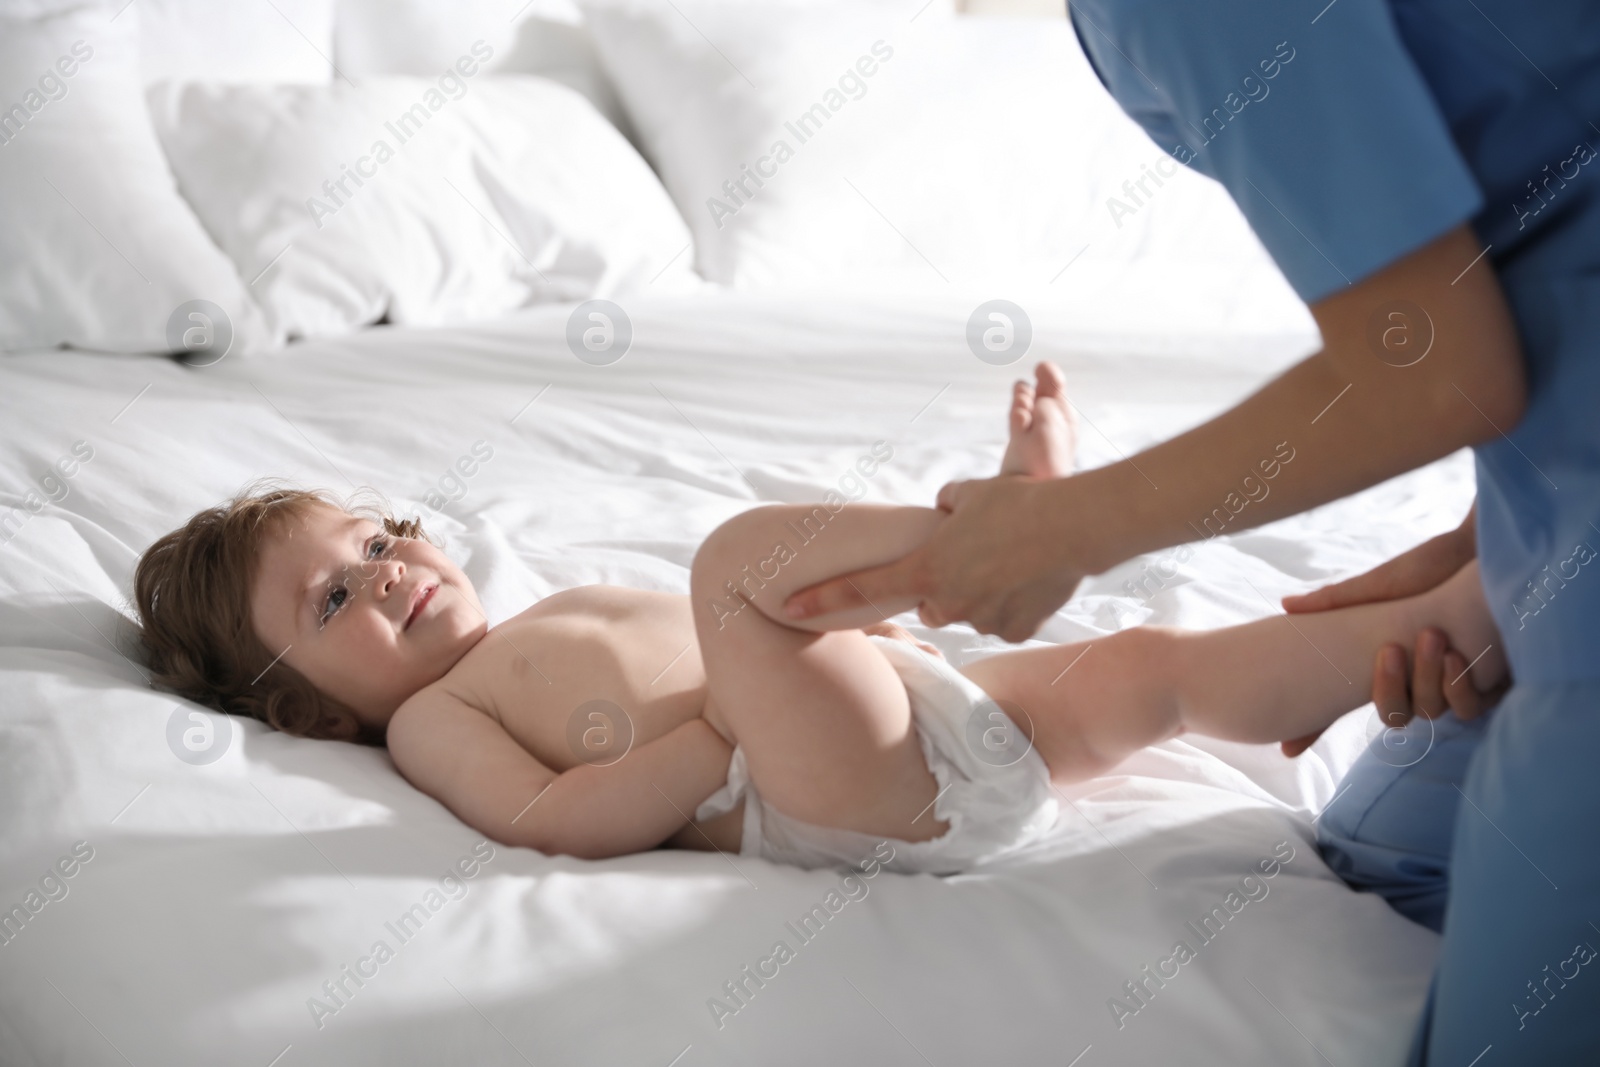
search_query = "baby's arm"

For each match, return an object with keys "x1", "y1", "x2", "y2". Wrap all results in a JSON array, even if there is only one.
[{"x1": 387, "y1": 692, "x2": 733, "y2": 859}]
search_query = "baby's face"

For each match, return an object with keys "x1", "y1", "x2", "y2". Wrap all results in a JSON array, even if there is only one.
[{"x1": 250, "y1": 504, "x2": 487, "y2": 731}]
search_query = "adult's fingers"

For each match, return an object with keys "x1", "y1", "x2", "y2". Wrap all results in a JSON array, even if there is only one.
[
  {"x1": 1440, "y1": 648, "x2": 1512, "y2": 721},
  {"x1": 1411, "y1": 628, "x2": 1448, "y2": 719},
  {"x1": 935, "y1": 478, "x2": 978, "y2": 513},
  {"x1": 1371, "y1": 644, "x2": 1415, "y2": 731},
  {"x1": 1288, "y1": 640, "x2": 1440, "y2": 758},
  {"x1": 782, "y1": 551, "x2": 927, "y2": 622},
  {"x1": 1282, "y1": 561, "x2": 1413, "y2": 615},
  {"x1": 1441, "y1": 649, "x2": 1485, "y2": 720},
  {"x1": 1281, "y1": 523, "x2": 1475, "y2": 616},
  {"x1": 1281, "y1": 581, "x2": 1357, "y2": 615}
]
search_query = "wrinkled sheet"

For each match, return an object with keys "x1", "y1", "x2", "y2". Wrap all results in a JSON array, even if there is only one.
[{"x1": 0, "y1": 289, "x2": 1472, "y2": 1065}]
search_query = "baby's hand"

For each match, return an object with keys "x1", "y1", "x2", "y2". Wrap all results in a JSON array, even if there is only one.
[{"x1": 861, "y1": 621, "x2": 944, "y2": 658}]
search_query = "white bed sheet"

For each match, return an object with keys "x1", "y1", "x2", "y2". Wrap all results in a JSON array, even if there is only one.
[{"x1": 0, "y1": 288, "x2": 1473, "y2": 1065}]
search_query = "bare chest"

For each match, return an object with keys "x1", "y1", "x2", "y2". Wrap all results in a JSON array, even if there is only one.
[{"x1": 441, "y1": 587, "x2": 708, "y2": 771}]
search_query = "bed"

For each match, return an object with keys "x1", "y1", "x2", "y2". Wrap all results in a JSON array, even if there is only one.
[{"x1": 0, "y1": 2, "x2": 1471, "y2": 1064}]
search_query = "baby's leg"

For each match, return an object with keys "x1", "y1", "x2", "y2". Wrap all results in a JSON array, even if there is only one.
[
  {"x1": 959, "y1": 559, "x2": 1503, "y2": 785},
  {"x1": 1164, "y1": 559, "x2": 1502, "y2": 743},
  {"x1": 685, "y1": 361, "x2": 1080, "y2": 839},
  {"x1": 690, "y1": 503, "x2": 950, "y2": 842}
]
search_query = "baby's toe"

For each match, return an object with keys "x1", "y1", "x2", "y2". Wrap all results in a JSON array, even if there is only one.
[
  {"x1": 1009, "y1": 401, "x2": 1030, "y2": 438},
  {"x1": 1010, "y1": 381, "x2": 1034, "y2": 425},
  {"x1": 1034, "y1": 361, "x2": 1067, "y2": 400}
]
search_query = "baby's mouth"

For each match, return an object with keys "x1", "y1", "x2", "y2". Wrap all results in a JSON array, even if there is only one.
[{"x1": 404, "y1": 583, "x2": 438, "y2": 630}]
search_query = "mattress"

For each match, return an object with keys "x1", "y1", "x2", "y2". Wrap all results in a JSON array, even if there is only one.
[{"x1": 0, "y1": 289, "x2": 1473, "y2": 1065}]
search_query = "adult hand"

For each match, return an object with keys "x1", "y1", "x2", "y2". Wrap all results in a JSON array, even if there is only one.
[
  {"x1": 1276, "y1": 504, "x2": 1507, "y2": 758},
  {"x1": 1279, "y1": 502, "x2": 1477, "y2": 614},
  {"x1": 782, "y1": 475, "x2": 1083, "y2": 642}
]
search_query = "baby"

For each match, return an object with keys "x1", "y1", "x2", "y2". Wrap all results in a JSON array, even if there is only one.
[{"x1": 133, "y1": 363, "x2": 1505, "y2": 874}]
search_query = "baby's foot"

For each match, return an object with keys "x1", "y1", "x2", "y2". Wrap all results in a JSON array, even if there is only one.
[{"x1": 999, "y1": 361, "x2": 1078, "y2": 478}]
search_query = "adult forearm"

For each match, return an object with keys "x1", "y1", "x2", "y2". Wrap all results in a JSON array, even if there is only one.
[
  {"x1": 1049, "y1": 226, "x2": 1523, "y2": 577},
  {"x1": 1051, "y1": 349, "x2": 1498, "y2": 575}
]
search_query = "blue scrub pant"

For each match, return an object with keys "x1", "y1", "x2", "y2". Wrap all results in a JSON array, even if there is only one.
[{"x1": 1316, "y1": 682, "x2": 1600, "y2": 1063}]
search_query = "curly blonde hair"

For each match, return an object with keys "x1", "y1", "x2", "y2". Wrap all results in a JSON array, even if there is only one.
[{"x1": 133, "y1": 478, "x2": 438, "y2": 745}]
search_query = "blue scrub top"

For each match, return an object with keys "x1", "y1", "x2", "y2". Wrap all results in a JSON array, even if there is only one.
[{"x1": 1067, "y1": 0, "x2": 1600, "y2": 684}]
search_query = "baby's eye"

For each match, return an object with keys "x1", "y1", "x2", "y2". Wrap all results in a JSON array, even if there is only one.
[
  {"x1": 319, "y1": 585, "x2": 348, "y2": 628},
  {"x1": 318, "y1": 537, "x2": 397, "y2": 628}
]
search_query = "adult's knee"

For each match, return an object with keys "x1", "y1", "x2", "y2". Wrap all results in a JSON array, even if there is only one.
[{"x1": 1314, "y1": 710, "x2": 1490, "y2": 932}]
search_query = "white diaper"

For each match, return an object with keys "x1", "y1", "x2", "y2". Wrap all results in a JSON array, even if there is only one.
[{"x1": 694, "y1": 634, "x2": 1059, "y2": 875}]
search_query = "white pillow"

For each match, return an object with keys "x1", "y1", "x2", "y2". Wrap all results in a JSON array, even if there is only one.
[
  {"x1": 582, "y1": 5, "x2": 1280, "y2": 298},
  {"x1": 148, "y1": 72, "x2": 700, "y2": 343},
  {"x1": 2, "y1": 0, "x2": 339, "y2": 82},
  {"x1": 0, "y1": 7, "x2": 270, "y2": 356},
  {"x1": 335, "y1": 0, "x2": 630, "y2": 132},
  {"x1": 135, "y1": 0, "x2": 337, "y2": 83}
]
